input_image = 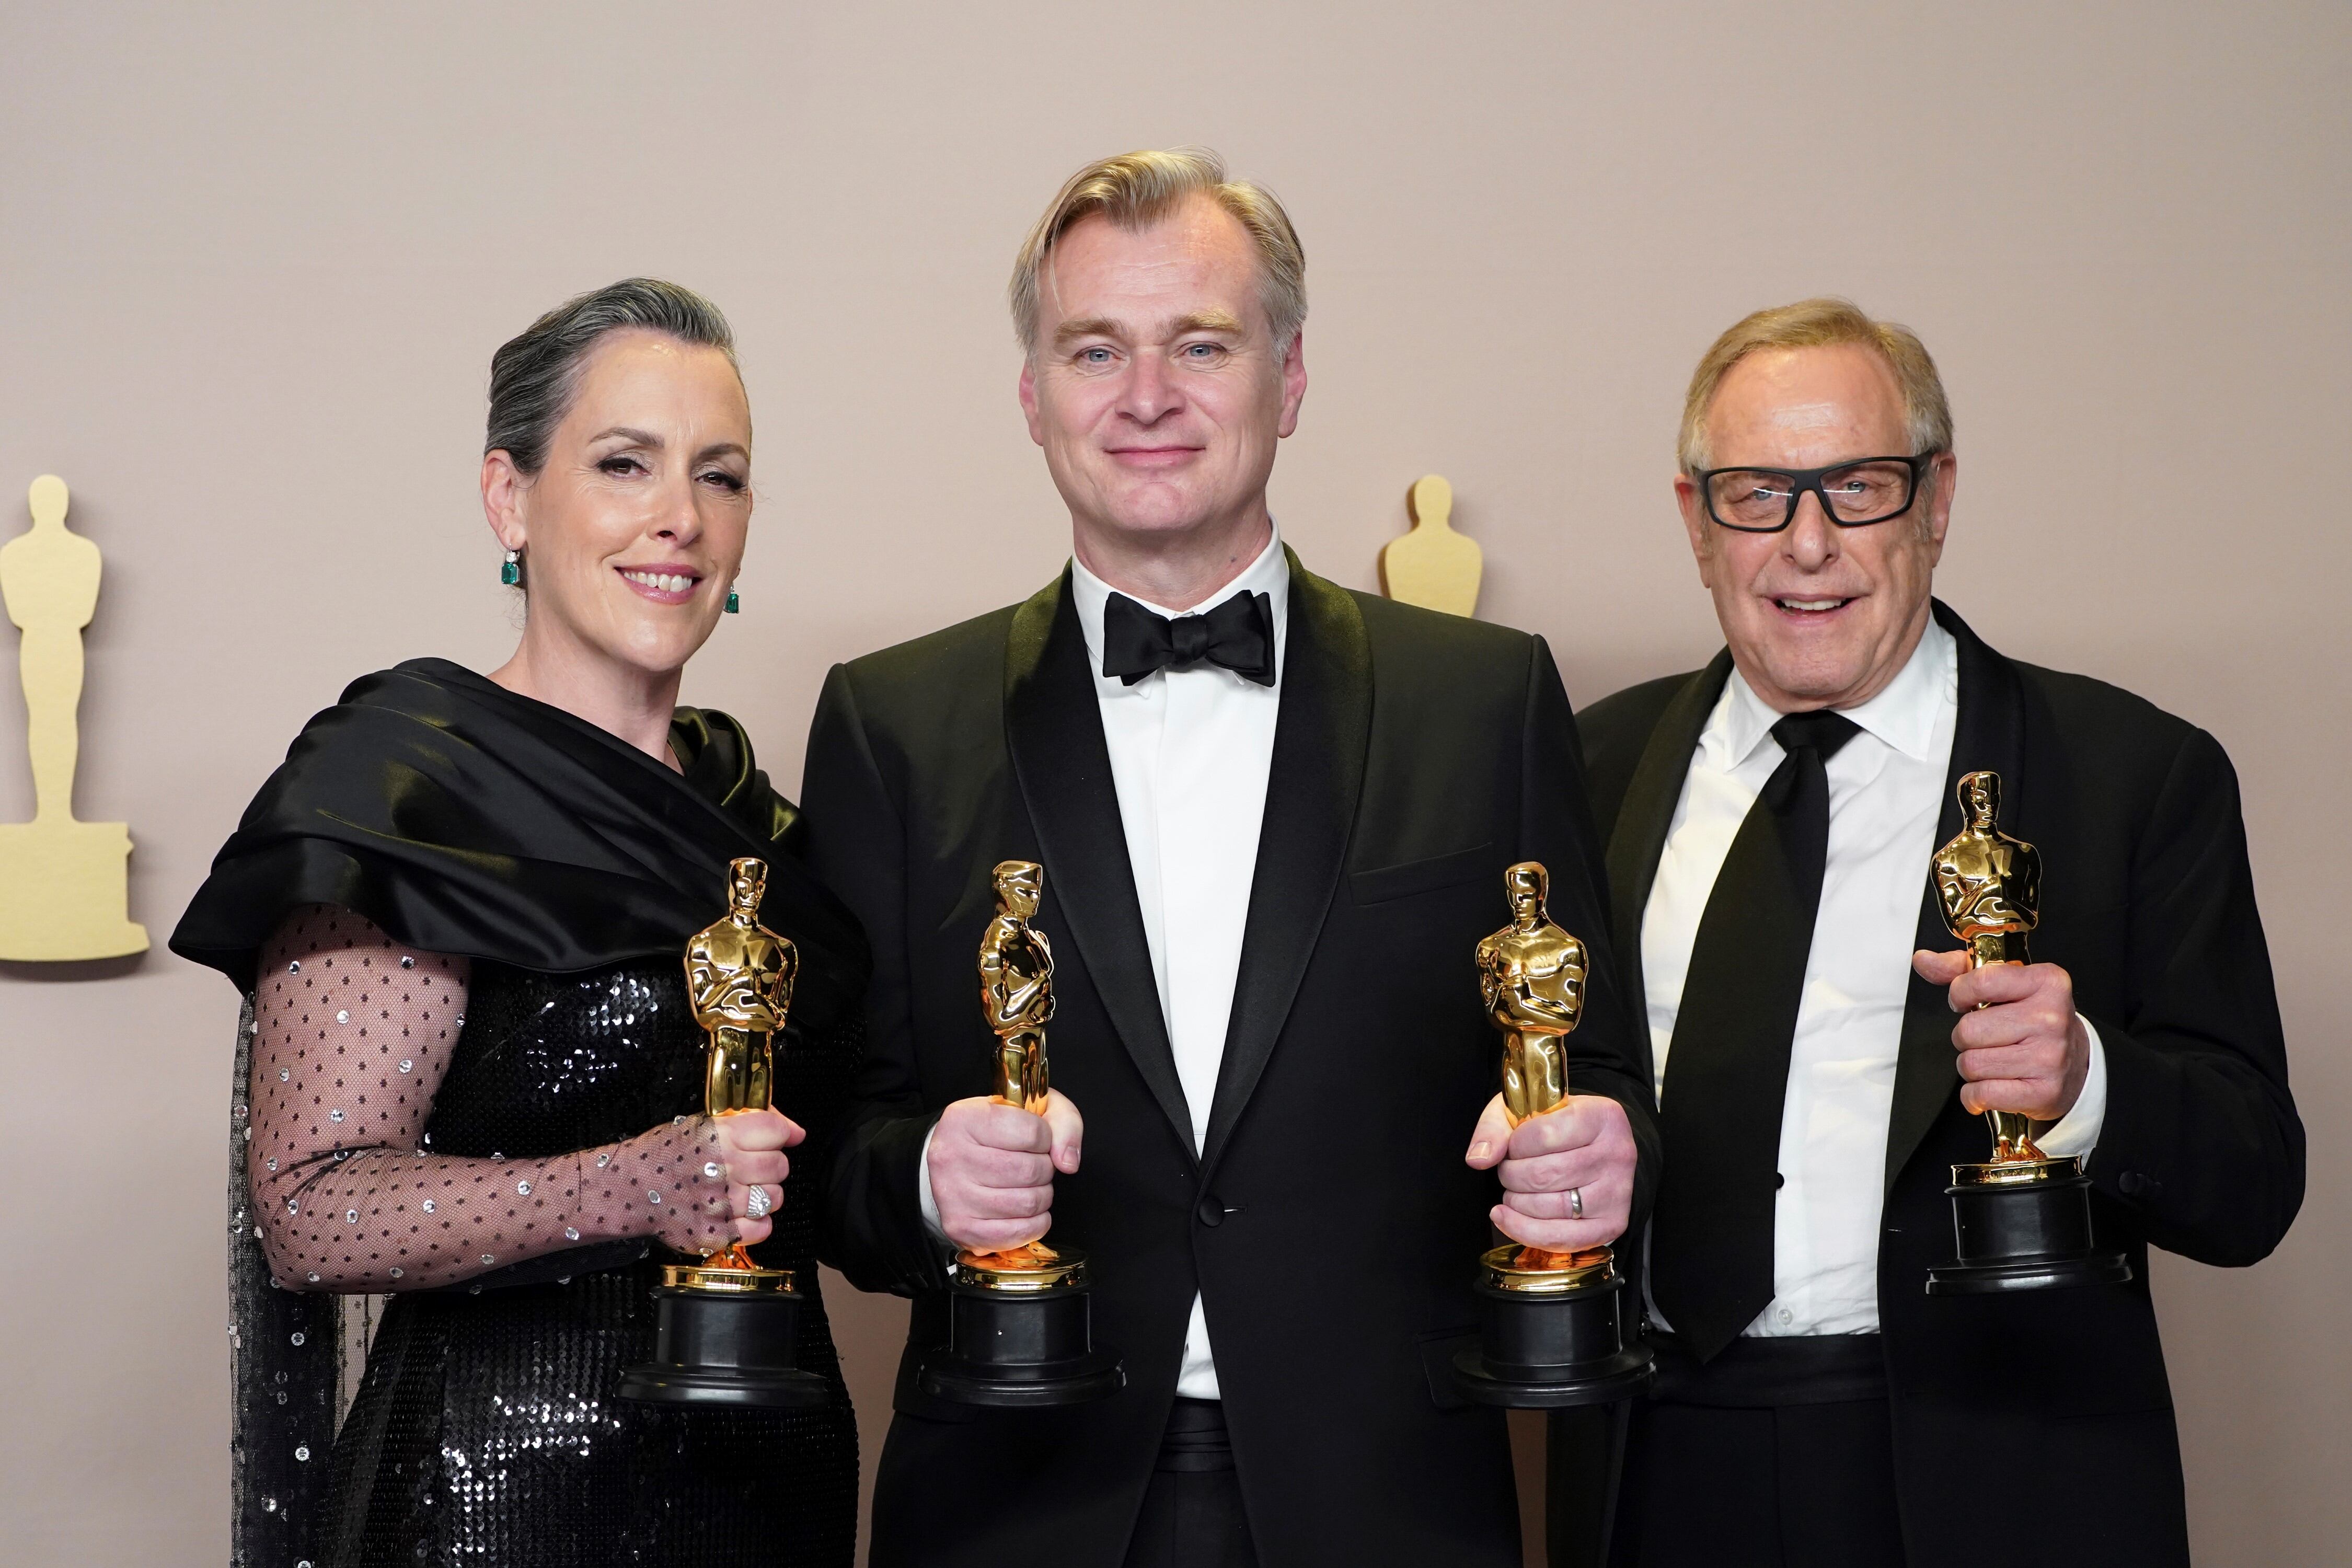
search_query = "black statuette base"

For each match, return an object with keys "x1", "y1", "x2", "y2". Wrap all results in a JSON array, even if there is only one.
[
  {"x1": 617, "y1": 1286, "x2": 831, "y2": 1408},
  {"x1": 1455, "y1": 1275, "x2": 1654, "y2": 1408},
  {"x1": 1926, "y1": 1165, "x2": 2132, "y2": 1296},
  {"x1": 919, "y1": 1283, "x2": 1124, "y2": 1407}
]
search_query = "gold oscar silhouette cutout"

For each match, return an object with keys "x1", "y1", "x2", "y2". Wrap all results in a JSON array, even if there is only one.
[
  {"x1": 963, "y1": 859, "x2": 1065, "y2": 1276},
  {"x1": 1475, "y1": 862, "x2": 1605, "y2": 1278},
  {"x1": 1932, "y1": 771, "x2": 2046, "y2": 1165},
  {"x1": 1379, "y1": 474, "x2": 1483, "y2": 617},
  {"x1": 0, "y1": 476, "x2": 147, "y2": 961}
]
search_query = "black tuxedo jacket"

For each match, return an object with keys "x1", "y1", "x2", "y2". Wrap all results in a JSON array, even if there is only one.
[
  {"x1": 803, "y1": 555, "x2": 1658, "y2": 1567},
  {"x1": 1573, "y1": 601, "x2": 2302, "y2": 1566}
]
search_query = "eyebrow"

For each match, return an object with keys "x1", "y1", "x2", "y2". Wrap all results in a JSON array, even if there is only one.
[
  {"x1": 1169, "y1": 309, "x2": 1244, "y2": 336},
  {"x1": 589, "y1": 427, "x2": 748, "y2": 465},
  {"x1": 1051, "y1": 308, "x2": 1249, "y2": 348}
]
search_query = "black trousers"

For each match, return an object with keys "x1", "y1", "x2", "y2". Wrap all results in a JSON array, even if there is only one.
[
  {"x1": 1123, "y1": 1399, "x2": 1259, "y2": 1568},
  {"x1": 1610, "y1": 1334, "x2": 1905, "y2": 1568}
]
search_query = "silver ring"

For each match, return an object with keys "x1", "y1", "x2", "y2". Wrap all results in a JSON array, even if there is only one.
[
  {"x1": 743, "y1": 1184, "x2": 773, "y2": 1220},
  {"x1": 1568, "y1": 1186, "x2": 1584, "y2": 1220}
]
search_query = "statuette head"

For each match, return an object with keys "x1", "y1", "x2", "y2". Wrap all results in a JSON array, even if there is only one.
[
  {"x1": 26, "y1": 475, "x2": 67, "y2": 530},
  {"x1": 1504, "y1": 860, "x2": 1549, "y2": 923},
  {"x1": 726, "y1": 856, "x2": 768, "y2": 914},
  {"x1": 992, "y1": 859, "x2": 1044, "y2": 920},
  {"x1": 1961, "y1": 769, "x2": 2002, "y2": 827}
]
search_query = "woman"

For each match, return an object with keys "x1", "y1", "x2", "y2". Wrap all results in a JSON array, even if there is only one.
[{"x1": 172, "y1": 279, "x2": 867, "y2": 1567}]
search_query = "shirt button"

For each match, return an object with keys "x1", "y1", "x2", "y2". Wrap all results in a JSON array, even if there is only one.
[
  {"x1": 1775, "y1": 1307, "x2": 1794, "y2": 1327},
  {"x1": 1195, "y1": 1198, "x2": 1225, "y2": 1228}
]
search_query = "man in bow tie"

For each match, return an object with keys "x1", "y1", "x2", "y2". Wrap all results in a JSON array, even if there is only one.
[{"x1": 804, "y1": 148, "x2": 1656, "y2": 1567}]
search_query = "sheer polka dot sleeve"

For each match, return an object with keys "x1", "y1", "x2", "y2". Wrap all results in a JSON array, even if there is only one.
[{"x1": 247, "y1": 905, "x2": 734, "y2": 1292}]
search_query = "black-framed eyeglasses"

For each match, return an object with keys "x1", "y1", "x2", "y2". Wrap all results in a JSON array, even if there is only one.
[{"x1": 1696, "y1": 453, "x2": 1939, "y2": 533}]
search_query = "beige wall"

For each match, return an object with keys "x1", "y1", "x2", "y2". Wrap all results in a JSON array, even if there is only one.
[{"x1": 3, "y1": 3, "x2": 2345, "y2": 1563}]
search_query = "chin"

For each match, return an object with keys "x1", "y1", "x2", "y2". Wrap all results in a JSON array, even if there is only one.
[
  {"x1": 606, "y1": 630, "x2": 705, "y2": 682},
  {"x1": 1101, "y1": 500, "x2": 1215, "y2": 539},
  {"x1": 1761, "y1": 656, "x2": 1872, "y2": 707}
]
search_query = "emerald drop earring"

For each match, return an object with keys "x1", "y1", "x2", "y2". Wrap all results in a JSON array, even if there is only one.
[
  {"x1": 724, "y1": 587, "x2": 741, "y2": 614},
  {"x1": 500, "y1": 549, "x2": 523, "y2": 587}
]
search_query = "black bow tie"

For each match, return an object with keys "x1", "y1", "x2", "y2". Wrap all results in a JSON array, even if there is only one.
[{"x1": 1100, "y1": 589, "x2": 1276, "y2": 687}]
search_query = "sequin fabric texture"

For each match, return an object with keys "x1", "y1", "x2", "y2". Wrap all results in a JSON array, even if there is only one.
[{"x1": 246, "y1": 908, "x2": 858, "y2": 1567}]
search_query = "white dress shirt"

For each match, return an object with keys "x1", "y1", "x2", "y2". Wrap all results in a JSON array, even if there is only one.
[
  {"x1": 1640, "y1": 619, "x2": 2107, "y2": 1338},
  {"x1": 921, "y1": 526, "x2": 1291, "y2": 1399}
]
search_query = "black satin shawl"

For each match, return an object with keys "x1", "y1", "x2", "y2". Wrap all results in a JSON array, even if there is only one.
[{"x1": 170, "y1": 658, "x2": 868, "y2": 1029}]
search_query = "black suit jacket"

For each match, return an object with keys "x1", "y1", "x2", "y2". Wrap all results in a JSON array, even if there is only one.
[
  {"x1": 804, "y1": 554, "x2": 1658, "y2": 1567},
  {"x1": 1573, "y1": 601, "x2": 2302, "y2": 1566}
]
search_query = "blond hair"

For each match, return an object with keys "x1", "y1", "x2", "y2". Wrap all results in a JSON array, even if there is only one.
[
  {"x1": 1678, "y1": 297, "x2": 1953, "y2": 473},
  {"x1": 1009, "y1": 147, "x2": 1307, "y2": 356}
]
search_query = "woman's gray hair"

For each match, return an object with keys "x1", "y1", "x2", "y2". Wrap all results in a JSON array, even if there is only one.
[{"x1": 485, "y1": 278, "x2": 737, "y2": 475}]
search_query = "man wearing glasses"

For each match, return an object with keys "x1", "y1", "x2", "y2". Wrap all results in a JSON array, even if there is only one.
[{"x1": 1564, "y1": 298, "x2": 2300, "y2": 1565}]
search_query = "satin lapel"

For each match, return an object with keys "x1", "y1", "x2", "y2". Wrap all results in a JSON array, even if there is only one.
[
  {"x1": 1602, "y1": 652, "x2": 1733, "y2": 1089},
  {"x1": 1883, "y1": 601, "x2": 2027, "y2": 1191},
  {"x1": 1003, "y1": 570, "x2": 1196, "y2": 1160},
  {"x1": 1200, "y1": 556, "x2": 1373, "y2": 1175}
]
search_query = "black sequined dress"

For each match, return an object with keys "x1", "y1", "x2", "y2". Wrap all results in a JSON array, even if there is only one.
[
  {"x1": 315, "y1": 962, "x2": 860, "y2": 1565},
  {"x1": 173, "y1": 660, "x2": 872, "y2": 1568}
]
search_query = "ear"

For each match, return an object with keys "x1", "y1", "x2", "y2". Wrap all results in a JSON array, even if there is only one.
[
  {"x1": 1922, "y1": 450, "x2": 1957, "y2": 567},
  {"x1": 1275, "y1": 329, "x2": 1308, "y2": 440},
  {"x1": 1018, "y1": 359, "x2": 1046, "y2": 447},
  {"x1": 482, "y1": 449, "x2": 529, "y2": 552},
  {"x1": 1674, "y1": 472, "x2": 1716, "y2": 589}
]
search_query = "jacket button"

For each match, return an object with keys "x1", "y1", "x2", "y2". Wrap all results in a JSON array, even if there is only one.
[
  {"x1": 1774, "y1": 1172, "x2": 1786, "y2": 1190},
  {"x1": 2119, "y1": 1171, "x2": 2144, "y2": 1196},
  {"x1": 1196, "y1": 1198, "x2": 1225, "y2": 1228}
]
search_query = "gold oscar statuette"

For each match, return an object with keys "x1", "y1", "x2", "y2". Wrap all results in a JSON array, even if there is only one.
[
  {"x1": 1456, "y1": 861, "x2": 1652, "y2": 1404},
  {"x1": 673, "y1": 855, "x2": 799, "y2": 1284},
  {"x1": 618, "y1": 856, "x2": 828, "y2": 1405},
  {"x1": 1933, "y1": 770, "x2": 2047, "y2": 1169},
  {"x1": 1474, "y1": 861, "x2": 1609, "y2": 1287},
  {"x1": 918, "y1": 858, "x2": 1123, "y2": 1405},
  {"x1": 1923, "y1": 772, "x2": 2130, "y2": 1295},
  {"x1": 956, "y1": 859, "x2": 1080, "y2": 1287}
]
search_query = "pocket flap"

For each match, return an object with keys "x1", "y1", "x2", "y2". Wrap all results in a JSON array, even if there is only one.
[{"x1": 1351, "y1": 842, "x2": 1497, "y2": 905}]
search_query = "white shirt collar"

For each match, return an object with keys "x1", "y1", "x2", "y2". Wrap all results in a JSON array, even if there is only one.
[
  {"x1": 1069, "y1": 524, "x2": 1292, "y2": 695},
  {"x1": 1720, "y1": 613, "x2": 1957, "y2": 768}
]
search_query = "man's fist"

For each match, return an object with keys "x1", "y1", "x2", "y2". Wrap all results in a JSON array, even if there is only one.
[
  {"x1": 1464, "y1": 1092, "x2": 1636, "y2": 1252},
  {"x1": 1912, "y1": 949, "x2": 2091, "y2": 1122},
  {"x1": 927, "y1": 1090, "x2": 1084, "y2": 1254}
]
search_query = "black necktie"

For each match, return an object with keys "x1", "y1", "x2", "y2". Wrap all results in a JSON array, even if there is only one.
[
  {"x1": 1650, "y1": 708, "x2": 1863, "y2": 1362},
  {"x1": 1100, "y1": 590, "x2": 1276, "y2": 687}
]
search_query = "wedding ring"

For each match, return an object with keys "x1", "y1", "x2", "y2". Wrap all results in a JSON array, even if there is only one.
[
  {"x1": 744, "y1": 1184, "x2": 773, "y2": 1220},
  {"x1": 1568, "y1": 1186, "x2": 1584, "y2": 1220}
]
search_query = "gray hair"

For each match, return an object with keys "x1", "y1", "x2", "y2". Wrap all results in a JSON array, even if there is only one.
[
  {"x1": 486, "y1": 278, "x2": 737, "y2": 476},
  {"x1": 1678, "y1": 297, "x2": 1952, "y2": 475}
]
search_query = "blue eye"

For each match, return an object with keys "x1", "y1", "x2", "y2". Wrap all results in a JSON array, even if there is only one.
[{"x1": 1080, "y1": 347, "x2": 1113, "y2": 364}]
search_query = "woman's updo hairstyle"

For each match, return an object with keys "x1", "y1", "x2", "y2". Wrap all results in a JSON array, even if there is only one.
[{"x1": 486, "y1": 278, "x2": 738, "y2": 477}]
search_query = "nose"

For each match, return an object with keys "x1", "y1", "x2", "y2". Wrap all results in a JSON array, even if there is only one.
[
  {"x1": 1116, "y1": 349, "x2": 1182, "y2": 426},
  {"x1": 651, "y1": 468, "x2": 705, "y2": 548},
  {"x1": 1782, "y1": 489, "x2": 1840, "y2": 571}
]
